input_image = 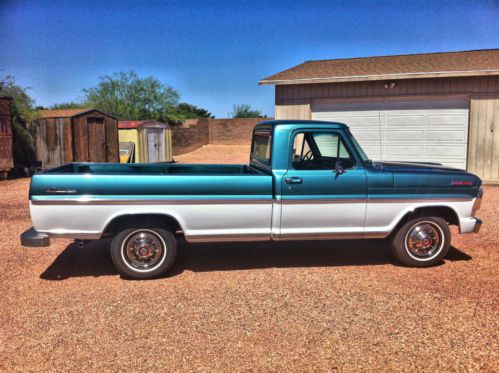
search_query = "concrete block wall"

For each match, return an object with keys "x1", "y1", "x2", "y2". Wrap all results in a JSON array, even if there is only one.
[
  {"x1": 172, "y1": 118, "x2": 272, "y2": 155},
  {"x1": 171, "y1": 119, "x2": 210, "y2": 155},
  {"x1": 208, "y1": 118, "x2": 263, "y2": 145}
]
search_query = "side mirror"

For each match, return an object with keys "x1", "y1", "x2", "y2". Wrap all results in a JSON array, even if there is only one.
[{"x1": 335, "y1": 161, "x2": 345, "y2": 175}]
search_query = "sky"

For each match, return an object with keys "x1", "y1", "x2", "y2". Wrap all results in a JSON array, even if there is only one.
[{"x1": 1, "y1": 0, "x2": 498, "y2": 118}]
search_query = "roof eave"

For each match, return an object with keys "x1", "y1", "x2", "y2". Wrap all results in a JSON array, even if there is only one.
[
  {"x1": 38, "y1": 109, "x2": 92, "y2": 119},
  {"x1": 71, "y1": 109, "x2": 117, "y2": 120},
  {"x1": 39, "y1": 109, "x2": 117, "y2": 120},
  {"x1": 259, "y1": 69, "x2": 499, "y2": 86}
]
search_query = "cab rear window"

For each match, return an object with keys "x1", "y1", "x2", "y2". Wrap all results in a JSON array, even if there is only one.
[{"x1": 251, "y1": 132, "x2": 272, "y2": 162}]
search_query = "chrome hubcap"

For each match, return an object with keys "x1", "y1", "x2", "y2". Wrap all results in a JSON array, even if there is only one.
[
  {"x1": 123, "y1": 231, "x2": 164, "y2": 270},
  {"x1": 405, "y1": 222, "x2": 442, "y2": 259}
]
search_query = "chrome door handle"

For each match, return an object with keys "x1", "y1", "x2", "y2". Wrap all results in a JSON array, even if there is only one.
[{"x1": 285, "y1": 177, "x2": 303, "y2": 184}]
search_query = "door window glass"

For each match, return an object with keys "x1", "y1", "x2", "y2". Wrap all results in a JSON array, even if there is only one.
[{"x1": 292, "y1": 132, "x2": 355, "y2": 170}]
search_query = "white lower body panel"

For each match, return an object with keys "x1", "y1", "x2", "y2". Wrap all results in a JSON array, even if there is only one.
[
  {"x1": 29, "y1": 197, "x2": 477, "y2": 242},
  {"x1": 364, "y1": 198, "x2": 476, "y2": 236},
  {"x1": 30, "y1": 201, "x2": 274, "y2": 242},
  {"x1": 279, "y1": 201, "x2": 366, "y2": 238}
]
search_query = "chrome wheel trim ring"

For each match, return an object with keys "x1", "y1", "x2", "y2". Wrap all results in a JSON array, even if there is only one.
[
  {"x1": 120, "y1": 229, "x2": 167, "y2": 273},
  {"x1": 404, "y1": 221, "x2": 445, "y2": 262}
]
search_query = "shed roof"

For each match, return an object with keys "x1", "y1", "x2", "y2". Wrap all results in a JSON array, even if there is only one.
[
  {"x1": 118, "y1": 120, "x2": 169, "y2": 129},
  {"x1": 38, "y1": 108, "x2": 95, "y2": 118},
  {"x1": 259, "y1": 49, "x2": 499, "y2": 85},
  {"x1": 38, "y1": 108, "x2": 117, "y2": 119}
]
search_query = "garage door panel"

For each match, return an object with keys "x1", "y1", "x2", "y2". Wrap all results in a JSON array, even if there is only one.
[
  {"x1": 386, "y1": 130, "x2": 424, "y2": 141},
  {"x1": 313, "y1": 116, "x2": 348, "y2": 125},
  {"x1": 347, "y1": 116, "x2": 381, "y2": 126},
  {"x1": 427, "y1": 130, "x2": 467, "y2": 142},
  {"x1": 428, "y1": 115, "x2": 468, "y2": 125},
  {"x1": 385, "y1": 145, "x2": 423, "y2": 156},
  {"x1": 387, "y1": 115, "x2": 425, "y2": 126},
  {"x1": 351, "y1": 130, "x2": 381, "y2": 141},
  {"x1": 381, "y1": 98, "x2": 468, "y2": 110},
  {"x1": 426, "y1": 145, "x2": 467, "y2": 157},
  {"x1": 311, "y1": 97, "x2": 469, "y2": 169},
  {"x1": 314, "y1": 112, "x2": 380, "y2": 126},
  {"x1": 314, "y1": 102, "x2": 383, "y2": 112},
  {"x1": 360, "y1": 146, "x2": 382, "y2": 158},
  {"x1": 314, "y1": 110, "x2": 381, "y2": 116}
]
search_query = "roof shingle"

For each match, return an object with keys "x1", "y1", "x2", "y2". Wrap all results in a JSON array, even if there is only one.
[{"x1": 259, "y1": 49, "x2": 499, "y2": 85}]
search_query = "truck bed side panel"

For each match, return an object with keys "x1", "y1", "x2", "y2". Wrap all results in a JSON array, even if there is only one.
[{"x1": 29, "y1": 173, "x2": 274, "y2": 242}]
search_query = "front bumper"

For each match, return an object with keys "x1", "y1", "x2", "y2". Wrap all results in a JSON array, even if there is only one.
[{"x1": 20, "y1": 227, "x2": 51, "y2": 247}]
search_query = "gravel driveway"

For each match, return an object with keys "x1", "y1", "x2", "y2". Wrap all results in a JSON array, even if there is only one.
[{"x1": 1, "y1": 155, "x2": 497, "y2": 371}]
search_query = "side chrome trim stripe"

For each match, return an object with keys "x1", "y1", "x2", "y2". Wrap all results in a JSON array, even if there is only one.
[
  {"x1": 31, "y1": 196, "x2": 473, "y2": 206},
  {"x1": 40, "y1": 231, "x2": 387, "y2": 242},
  {"x1": 31, "y1": 198, "x2": 272, "y2": 205},
  {"x1": 273, "y1": 232, "x2": 387, "y2": 240},
  {"x1": 280, "y1": 198, "x2": 366, "y2": 204},
  {"x1": 367, "y1": 197, "x2": 472, "y2": 203},
  {"x1": 186, "y1": 234, "x2": 270, "y2": 243},
  {"x1": 280, "y1": 197, "x2": 472, "y2": 204}
]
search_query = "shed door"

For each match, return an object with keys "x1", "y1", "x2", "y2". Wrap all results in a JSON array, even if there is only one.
[
  {"x1": 312, "y1": 97, "x2": 470, "y2": 169},
  {"x1": 147, "y1": 128, "x2": 164, "y2": 163},
  {"x1": 87, "y1": 118, "x2": 107, "y2": 162}
]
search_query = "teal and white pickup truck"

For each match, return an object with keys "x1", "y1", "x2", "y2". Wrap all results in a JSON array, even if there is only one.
[{"x1": 21, "y1": 120, "x2": 483, "y2": 279}]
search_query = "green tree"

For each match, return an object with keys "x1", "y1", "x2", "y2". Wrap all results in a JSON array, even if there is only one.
[
  {"x1": 230, "y1": 104, "x2": 265, "y2": 118},
  {"x1": 176, "y1": 102, "x2": 214, "y2": 119},
  {"x1": 83, "y1": 71, "x2": 184, "y2": 123},
  {"x1": 50, "y1": 102, "x2": 86, "y2": 110},
  {"x1": 0, "y1": 76, "x2": 36, "y2": 165}
]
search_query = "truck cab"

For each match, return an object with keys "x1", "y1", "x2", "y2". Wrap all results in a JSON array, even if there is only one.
[{"x1": 252, "y1": 121, "x2": 370, "y2": 240}]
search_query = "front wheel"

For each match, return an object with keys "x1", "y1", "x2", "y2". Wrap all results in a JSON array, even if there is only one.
[
  {"x1": 391, "y1": 216, "x2": 451, "y2": 267},
  {"x1": 110, "y1": 227, "x2": 177, "y2": 279}
]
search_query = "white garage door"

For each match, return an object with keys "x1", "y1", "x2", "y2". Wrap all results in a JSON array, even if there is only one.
[{"x1": 312, "y1": 97, "x2": 470, "y2": 169}]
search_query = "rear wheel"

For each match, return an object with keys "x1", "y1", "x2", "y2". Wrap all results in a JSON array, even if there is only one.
[
  {"x1": 110, "y1": 227, "x2": 177, "y2": 279},
  {"x1": 391, "y1": 216, "x2": 450, "y2": 267}
]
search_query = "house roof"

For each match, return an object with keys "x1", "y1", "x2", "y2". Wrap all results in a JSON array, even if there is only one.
[
  {"x1": 118, "y1": 120, "x2": 169, "y2": 129},
  {"x1": 259, "y1": 49, "x2": 499, "y2": 85}
]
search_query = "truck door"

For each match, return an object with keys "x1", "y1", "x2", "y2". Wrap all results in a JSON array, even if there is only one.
[{"x1": 279, "y1": 130, "x2": 367, "y2": 239}]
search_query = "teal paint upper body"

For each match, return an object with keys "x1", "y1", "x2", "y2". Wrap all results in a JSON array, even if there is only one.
[{"x1": 30, "y1": 120, "x2": 482, "y2": 201}]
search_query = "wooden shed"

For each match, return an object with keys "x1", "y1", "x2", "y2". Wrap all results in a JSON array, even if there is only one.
[
  {"x1": 35, "y1": 108, "x2": 119, "y2": 168},
  {"x1": 0, "y1": 97, "x2": 13, "y2": 178},
  {"x1": 118, "y1": 121, "x2": 172, "y2": 163}
]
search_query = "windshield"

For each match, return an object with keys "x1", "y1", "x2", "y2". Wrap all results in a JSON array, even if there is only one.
[{"x1": 345, "y1": 129, "x2": 370, "y2": 166}]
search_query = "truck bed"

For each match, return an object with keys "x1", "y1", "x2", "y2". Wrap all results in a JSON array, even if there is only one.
[
  {"x1": 29, "y1": 162, "x2": 274, "y2": 241},
  {"x1": 44, "y1": 162, "x2": 266, "y2": 175}
]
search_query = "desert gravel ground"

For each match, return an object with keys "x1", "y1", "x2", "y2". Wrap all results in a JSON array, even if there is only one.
[{"x1": 1, "y1": 147, "x2": 498, "y2": 372}]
